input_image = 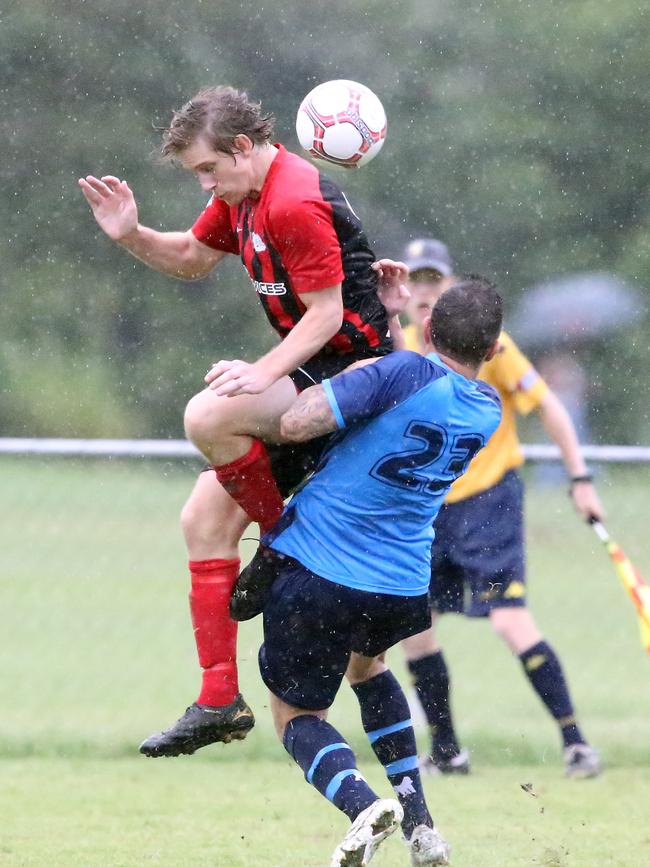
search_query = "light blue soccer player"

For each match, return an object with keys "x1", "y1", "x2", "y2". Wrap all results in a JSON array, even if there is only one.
[{"x1": 251, "y1": 276, "x2": 503, "y2": 866}]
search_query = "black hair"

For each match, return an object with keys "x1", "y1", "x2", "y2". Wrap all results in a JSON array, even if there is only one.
[{"x1": 429, "y1": 274, "x2": 502, "y2": 366}]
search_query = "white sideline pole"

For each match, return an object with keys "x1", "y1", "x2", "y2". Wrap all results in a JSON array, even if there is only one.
[
  {"x1": 0, "y1": 438, "x2": 200, "y2": 458},
  {"x1": 0, "y1": 438, "x2": 649, "y2": 462}
]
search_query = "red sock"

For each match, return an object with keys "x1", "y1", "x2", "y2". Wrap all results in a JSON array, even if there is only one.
[
  {"x1": 214, "y1": 439, "x2": 284, "y2": 534},
  {"x1": 189, "y1": 557, "x2": 240, "y2": 706}
]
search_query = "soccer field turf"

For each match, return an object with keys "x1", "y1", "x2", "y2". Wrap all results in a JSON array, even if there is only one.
[{"x1": 1, "y1": 457, "x2": 649, "y2": 865}]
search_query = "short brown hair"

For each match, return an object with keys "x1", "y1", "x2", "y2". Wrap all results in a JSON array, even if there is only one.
[
  {"x1": 429, "y1": 275, "x2": 502, "y2": 366},
  {"x1": 160, "y1": 86, "x2": 275, "y2": 159}
]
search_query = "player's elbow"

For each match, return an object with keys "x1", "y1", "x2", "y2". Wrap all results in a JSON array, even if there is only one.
[
  {"x1": 176, "y1": 232, "x2": 222, "y2": 281},
  {"x1": 319, "y1": 304, "x2": 344, "y2": 342}
]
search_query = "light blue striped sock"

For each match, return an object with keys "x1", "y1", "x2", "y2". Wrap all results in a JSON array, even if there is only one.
[{"x1": 283, "y1": 714, "x2": 378, "y2": 820}]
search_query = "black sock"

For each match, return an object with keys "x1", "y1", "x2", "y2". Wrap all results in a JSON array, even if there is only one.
[
  {"x1": 408, "y1": 651, "x2": 460, "y2": 759},
  {"x1": 352, "y1": 670, "x2": 432, "y2": 839},
  {"x1": 519, "y1": 640, "x2": 586, "y2": 748}
]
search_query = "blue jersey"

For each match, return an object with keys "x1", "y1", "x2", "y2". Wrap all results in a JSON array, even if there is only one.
[{"x1": 267, "y1": 351, "x2": 502, "y2": 596}]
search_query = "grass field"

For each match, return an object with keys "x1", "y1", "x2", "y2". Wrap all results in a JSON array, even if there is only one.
[{"x1": 1, "y1": 457, "x2": 649, "y2": 866}]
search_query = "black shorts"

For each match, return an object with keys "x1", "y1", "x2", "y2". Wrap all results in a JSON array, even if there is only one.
[
  {"x1": 429, "y1": 470, "x2": 526, "y2": 617},
  {"x1": 259, "y1": 557, "x2": 430, "y2": 710}
]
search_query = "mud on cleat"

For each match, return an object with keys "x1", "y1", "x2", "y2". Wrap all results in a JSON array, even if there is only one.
[
  {"x1": 330, "y1": 798, "x2": 403, "y2": 867},
  {"x1": 139, "y1": 694, "x2": 255, "y2": 757},
  {"x1": 407, "y1": 824, "x2": 451, "y2": 866},
  {"x1": 229, "y1": 546, "x2": 284, "y2": 622},
  {"x1": 563, "y1": 743, "x2": 601, "y2": 779}
]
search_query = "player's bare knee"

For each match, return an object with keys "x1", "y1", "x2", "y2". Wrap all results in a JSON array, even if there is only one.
[
  {"x1": 490, "y1": 607, "x2": 515, "y2": 640},
  {"x1": 345, "y1": 653, "x2": 386, "y2": 686},
  {"x1": 184, "y1": 390, "x2": 229, "y2": 449},
  {"x1": 490, "y1": 606, "x2": 540, "y2": 653},
  {"x1": 401, "y1": 622, "x2": 437, "y2": 660}
]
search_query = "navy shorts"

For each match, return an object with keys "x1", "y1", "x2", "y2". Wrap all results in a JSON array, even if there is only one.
[
  {"x1": 259, "y1": 557, "x2": 430, "y2": 710},
  {"x1": 429, "y1": 470, "x2": 526, "y2": 617}
]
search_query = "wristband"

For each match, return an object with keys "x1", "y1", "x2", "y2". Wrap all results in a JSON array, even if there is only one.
[{"x1": 569, "y1": 474, "x2": 593, "y2": 490}]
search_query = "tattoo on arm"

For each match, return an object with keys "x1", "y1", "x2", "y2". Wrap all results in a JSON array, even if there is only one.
[{"x1": 280, "y1": 384, "x2": 338, "y2": 442}]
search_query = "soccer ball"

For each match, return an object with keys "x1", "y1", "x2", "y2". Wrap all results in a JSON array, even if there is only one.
[{"x1": 296, "y1": 80, "x2": 387, "y2": 168}]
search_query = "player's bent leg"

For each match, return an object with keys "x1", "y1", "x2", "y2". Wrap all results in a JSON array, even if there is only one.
[
  {"x1": 270, "y1": 694, "x2": 400, "y2": 866},
  {"x1": 490, "y1": 606, "x2": 600, "y2": 778},
  {"x1": 139, "y1": 474, "x2": 255, "y2": 758},
  {"x1": 400, "y1": 616, "x2": 468, "y2": 776},
  {"x1": 184, "y1": 379, "x2": 297, "y2": 535},
  {"x1": 184, "y1": 376, "x2": 297, "y2": 464}
]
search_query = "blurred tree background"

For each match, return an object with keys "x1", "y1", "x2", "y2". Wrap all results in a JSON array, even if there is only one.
[{"x1": 1, "y1": 0, "x2": 648, "y2": 440}]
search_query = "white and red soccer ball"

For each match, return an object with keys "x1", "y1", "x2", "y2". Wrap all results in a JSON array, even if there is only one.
[{"x1": 296, "y1": 80, "x2": 387, "y2": 168}]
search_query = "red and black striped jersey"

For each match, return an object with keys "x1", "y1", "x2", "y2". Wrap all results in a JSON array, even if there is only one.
[{"x1": 191, "y1": 144, "x2": 392, "y2": 357}]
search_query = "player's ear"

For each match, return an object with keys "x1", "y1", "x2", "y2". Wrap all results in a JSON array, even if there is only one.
[
  {"x1": 483, "y1": 339, "x2": 499, "y2": 362},
  {"x1": 422, "y1": 316, "x2": 433, "y2": 351},
  {"x1": 233, "y1": 134, "x2": 254, "y2": 155}
]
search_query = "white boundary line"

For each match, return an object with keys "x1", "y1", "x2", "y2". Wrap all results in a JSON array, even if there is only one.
[{"x1": 0, "y1": 438, "x2": 649, "y2": 462}]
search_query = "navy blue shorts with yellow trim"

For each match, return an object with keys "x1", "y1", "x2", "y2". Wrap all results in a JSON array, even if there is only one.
[
  {"x1": 259, "y1": 557, "x2": 430, "y2": 710},
  {"x1": 429, "y1": 470, "x2": 526, "y2": 618}
]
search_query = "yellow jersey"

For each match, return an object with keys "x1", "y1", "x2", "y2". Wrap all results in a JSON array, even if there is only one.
[{"x1": 402, "y1": 324, "x2": 548, "y2": 503}]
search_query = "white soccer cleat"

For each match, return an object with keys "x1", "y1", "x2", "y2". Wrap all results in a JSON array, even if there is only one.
[
  {"x1": 407, "y1": 824, "x2": 451, "y2": 865},
  {"x1": 419, "y1": 748, "x2": 470, "y2": 776},
  {"x1": 330, "y1": 798, "x2": 404, "y2": 866},
  {"x1": 563, "y1": 743, "x2": 602, "y2": 779}
]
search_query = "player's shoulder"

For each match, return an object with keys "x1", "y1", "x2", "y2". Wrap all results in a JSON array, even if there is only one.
[
  {"x1": 473, "y1": 378, "x2": 502, "y2": 409},
  {"x1": 379, "y1": 349, "x2": 447, "y2": 380},
  {"x1": 363, "y1": 350, "x2": 449, "y2": 404},
  {"x1": 267, "y1": 146, "x2": 320, "y2": 203}
]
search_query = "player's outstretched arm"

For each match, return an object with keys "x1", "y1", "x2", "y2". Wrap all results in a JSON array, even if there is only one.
[
  {"x1": 537, "y1": 389, "x2": 605, "y2": 522},
  {"x1": 78, "y1": 175, "x2": 225, "y2": 280},
  {"x1": 279, "y1": 384, "x2": 338, "y2": 442}
]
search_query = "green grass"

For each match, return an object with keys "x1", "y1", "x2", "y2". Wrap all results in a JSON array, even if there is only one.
[
  {"x1": 2, "y1": 759, "x2": 650, "y2": 866},
  {"x1": 1, "y1": 457, "x2": 649, "y2": 865}
]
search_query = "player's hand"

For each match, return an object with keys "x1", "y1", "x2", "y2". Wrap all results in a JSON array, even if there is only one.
[
  {"x1": 373, "y1": 258, "x2": 410, "y2": 317},
  {"x1": 205, "y1": 359, "x2": 275, "y2": 397},
  {"x1": 571, "y1": 481, "x2": 605, "y2": 522},
  {"x1": 78, "y1": 175, "x2": 139, "y2": 241}
]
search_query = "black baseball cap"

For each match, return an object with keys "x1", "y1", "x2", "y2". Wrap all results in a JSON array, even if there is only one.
[{"x1": 403, "y1": 238, "x2": 454, "y2": 277}]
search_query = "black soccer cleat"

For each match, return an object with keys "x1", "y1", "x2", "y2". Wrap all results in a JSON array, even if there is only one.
[
  {"x1": 139, "y1": 694, "x2": 255, "y2": 757},
  {"x1": 229, "y1": 546, "x2": 283, "y2": 622}
]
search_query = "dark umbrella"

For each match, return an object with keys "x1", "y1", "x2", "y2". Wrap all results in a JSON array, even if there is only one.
[{"x1": 510, "y1": 272, "x2": 643, "y2": 348}]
